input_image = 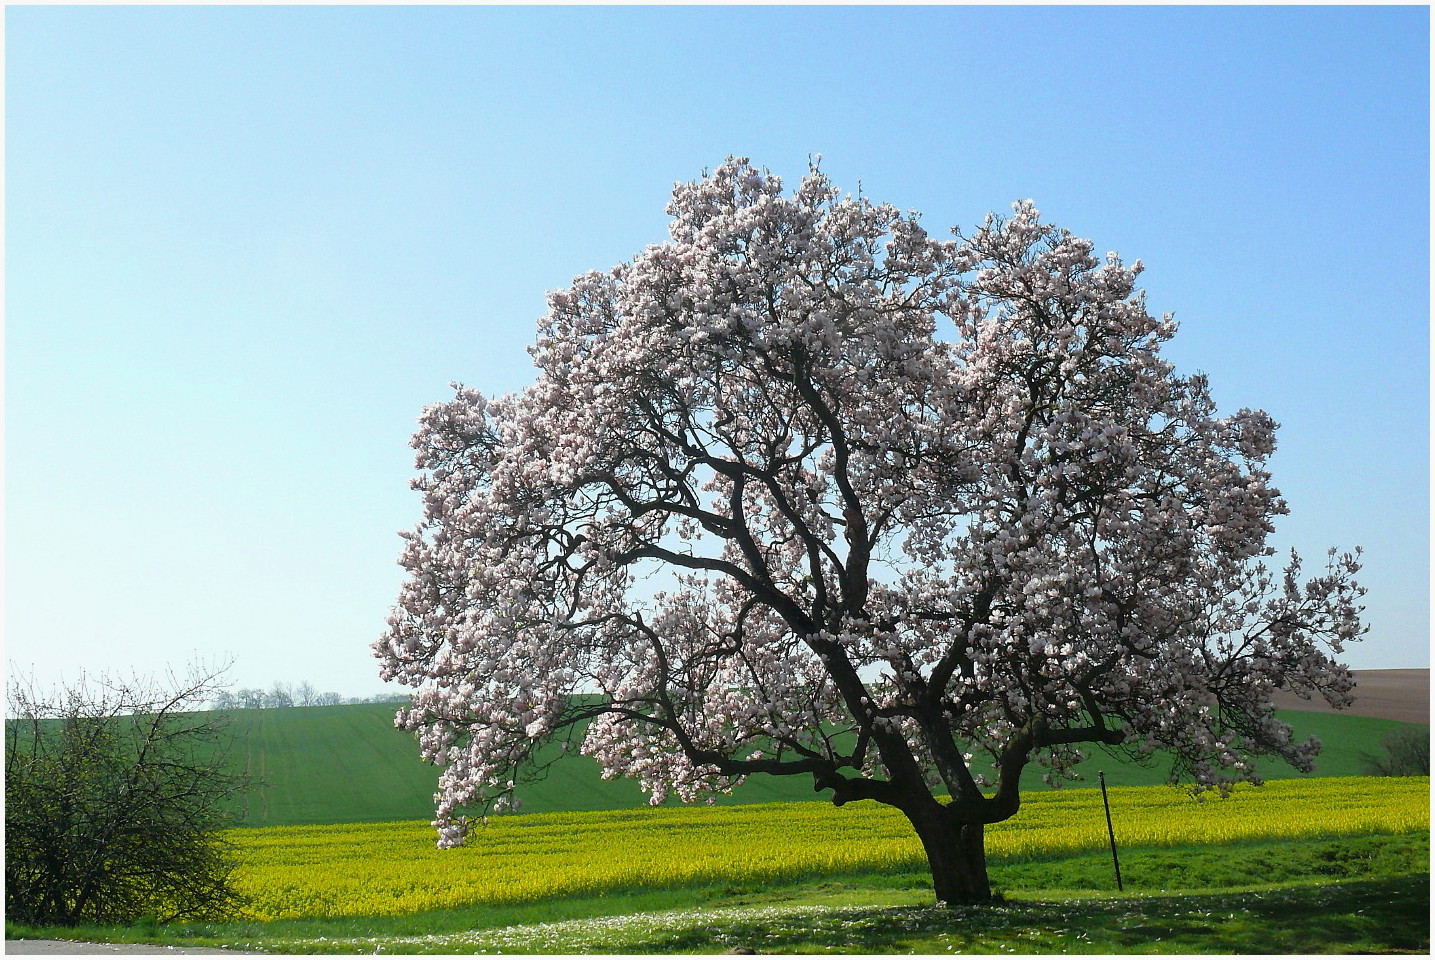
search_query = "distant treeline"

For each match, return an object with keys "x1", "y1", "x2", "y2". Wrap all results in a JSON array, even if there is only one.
[{"x1": 209, "y1": 682, "x2": 409, "y2": 710}]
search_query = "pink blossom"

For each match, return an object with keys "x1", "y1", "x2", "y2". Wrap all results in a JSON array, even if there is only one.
[{"x1": 373, "y1": 160, "x2": 1365, "y2": 902}]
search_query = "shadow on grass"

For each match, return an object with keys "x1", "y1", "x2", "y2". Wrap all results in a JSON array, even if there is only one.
[{"x1": 614, "y1": 874, "x2": 1429, "y2": 955}]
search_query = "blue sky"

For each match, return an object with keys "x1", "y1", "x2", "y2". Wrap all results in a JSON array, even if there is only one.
[{"x1": 6, "y1": 5, "x2": 1429, "y2": 697}]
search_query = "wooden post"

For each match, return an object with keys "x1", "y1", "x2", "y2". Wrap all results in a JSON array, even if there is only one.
[{"x1": 1098, "y1": 771, "x2": 1123, "y2": 892}]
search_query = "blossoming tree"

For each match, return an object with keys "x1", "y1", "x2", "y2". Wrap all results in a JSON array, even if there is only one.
[{"x1": 375, "y1": 159, "x2": 1365, "y2": 904}]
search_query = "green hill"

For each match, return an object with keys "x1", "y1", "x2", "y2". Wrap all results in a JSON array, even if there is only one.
[{"x1": 218, "y1": 703, "x2": 1427, "y2": 828}]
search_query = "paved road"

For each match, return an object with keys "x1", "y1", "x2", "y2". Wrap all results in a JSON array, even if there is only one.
[{"x1": 5, "y1": 942, "x2": 254, "y2": 955}]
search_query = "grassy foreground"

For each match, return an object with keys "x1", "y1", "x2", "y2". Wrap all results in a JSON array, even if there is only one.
[{"x1": 8, "y1": 833, "x2": 1428, "y2": 953}]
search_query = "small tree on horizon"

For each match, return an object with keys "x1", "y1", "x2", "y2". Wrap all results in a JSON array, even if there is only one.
[
  {"x1": 375, "y1": 159, "x2": 1366, "y2": 904},
  {"x1": 236, "y1": 687, "x2": 266, "y2": 710},
  {"x1": 265, "y1": 682, "x2": 295, "y2": 709}
]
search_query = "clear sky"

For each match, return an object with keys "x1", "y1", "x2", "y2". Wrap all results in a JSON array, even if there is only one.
[{"x1": 6, "y1": 5, "x2": 1429, "y2": 698}]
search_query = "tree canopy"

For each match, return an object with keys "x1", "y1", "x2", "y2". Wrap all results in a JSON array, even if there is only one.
[{"x1": 375, "y1": 158, "x2": 1365, "y2": 902}]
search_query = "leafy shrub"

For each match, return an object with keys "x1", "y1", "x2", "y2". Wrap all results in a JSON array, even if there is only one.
[{"x1": 1360, "y1": 728, "x2": 1430, "y2": 777}]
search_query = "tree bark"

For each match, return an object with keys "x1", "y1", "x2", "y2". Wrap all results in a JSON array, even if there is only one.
[{"x1": 905, "y1": 807, "x2": 992, "y2": 905}]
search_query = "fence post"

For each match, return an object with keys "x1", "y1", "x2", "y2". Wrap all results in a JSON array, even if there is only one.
[{"x1": 1098, "y1": 770, "x2": 1124, "y2": 892}]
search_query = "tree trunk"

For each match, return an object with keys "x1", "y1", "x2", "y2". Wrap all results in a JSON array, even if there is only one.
[{"x1": 905, "y1": 808, "x2": 991, "y2": 904}]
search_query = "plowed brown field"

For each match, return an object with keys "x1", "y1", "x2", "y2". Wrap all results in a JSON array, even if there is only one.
[{"x1": 1272, "y1": 668, "x2": 1428, "y2": 724}]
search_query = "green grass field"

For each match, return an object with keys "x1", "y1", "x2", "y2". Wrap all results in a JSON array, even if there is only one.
[
  {"x1": 8, "y1": 703, "x2": 1428, "y2": 954},
  {"x1": 219, "y1": 702, "x2": 1428, "y2": 826}
]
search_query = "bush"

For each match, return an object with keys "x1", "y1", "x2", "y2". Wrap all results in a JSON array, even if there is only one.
[
  {"x1": 5, "y1": 665, "x2": 248, "y2": 925},
  {"x1": 1359, "y1": 727, "x2": 1430, "y2": 777}
]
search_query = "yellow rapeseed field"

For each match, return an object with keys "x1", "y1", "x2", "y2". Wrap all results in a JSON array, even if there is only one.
[{"x1": 228, "y1": 776, "x2": 1428, "y2": 920}]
